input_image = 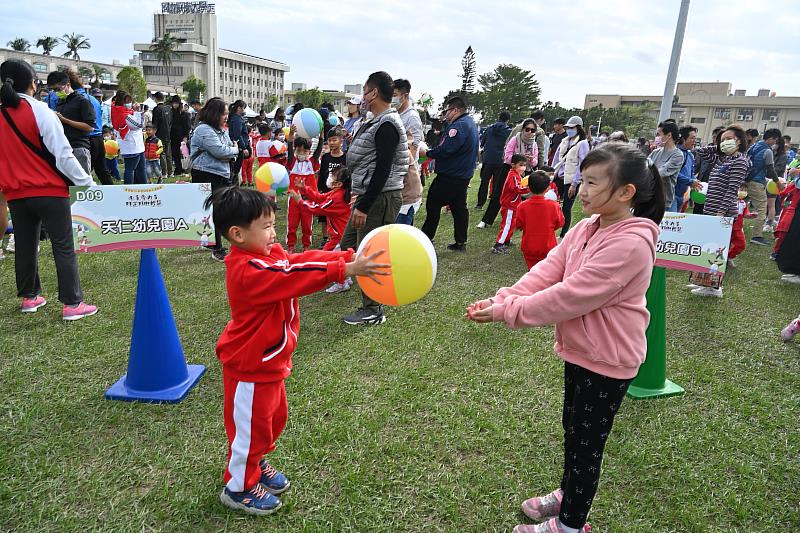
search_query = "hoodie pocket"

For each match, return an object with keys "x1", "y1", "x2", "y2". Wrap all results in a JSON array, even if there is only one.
[{"x1": 561, "y1": 316, "x2": 599, "y2": 354}]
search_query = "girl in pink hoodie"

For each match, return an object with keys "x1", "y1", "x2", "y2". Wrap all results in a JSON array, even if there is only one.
[{"x1": 467, "y1": 143, "x2": 665, "y2": 533}]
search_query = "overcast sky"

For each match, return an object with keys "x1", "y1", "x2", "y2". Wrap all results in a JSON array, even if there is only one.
[{"x1": 2, "y1": 1, "x2": 797, "y2": 108}]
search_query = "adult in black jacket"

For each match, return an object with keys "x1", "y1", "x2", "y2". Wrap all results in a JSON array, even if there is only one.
[
  {"x1": 152, "y1": 92, "x2": 173, "y2": 177},
  {"x1": 476, "y1": 111, "x2": 511, "y2": 213},
  {"x1": 170, "y1": 96, "x2": 191, "y2": 176}
]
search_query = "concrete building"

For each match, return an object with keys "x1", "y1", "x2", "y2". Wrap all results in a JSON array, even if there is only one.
[
  {"x1": 282, "y1": 86, "x2": 360, "y2": 115},
  {"x1": 0, "y1": 48, "x2": 128, "y2": 97},
  {"x1": 133, "y1": 2, "x2": 289, "y2": 107},
  {"x1": 585, "y1": 82, "x2": 800, "y2": 142}
]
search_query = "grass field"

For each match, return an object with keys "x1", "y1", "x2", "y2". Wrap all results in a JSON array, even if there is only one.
[{"x1": 1, "y1": 174, "x2": 798, "y2": 532}]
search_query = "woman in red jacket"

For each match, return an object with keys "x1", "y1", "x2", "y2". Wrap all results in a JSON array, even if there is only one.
[{"x1": 0, "y1": 59, "x2": 98, "y2": 320}]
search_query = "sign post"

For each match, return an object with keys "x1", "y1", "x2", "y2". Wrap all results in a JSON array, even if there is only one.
[
  {"x1": 70, "y1": 183, "x2": 214, "y2": 403},
  {"x1": 627, "y1": 212, "x2": 733, "y2": 400}
]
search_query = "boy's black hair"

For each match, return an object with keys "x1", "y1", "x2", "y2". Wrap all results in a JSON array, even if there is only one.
[
  {"x1": 327, "y1": 126, "x2": 344, "y2": 138},
  {"x1": 392, "y1": 78, "x2": 411, "y2": 94},
  {"x1": 258, "y1": 123, "x2": 271, "y2": 136},
  {"x1": 528, "y1": 170, "x2": 551, "y2": 194},
  {"x1": 294, "y1": 136, "x2": 311, "y2": 150},
  {"x1": 554, "y1": 117, "x2": 566, "y2": 125},
  {"x1": 510, "y1": 153, "x2": 527, "y2": 165},
  {"x1": 144, "y1": 123, "x2": 155, "y2": 130},
  {"x1": 203, "y1": 187, "x2": 277, "y2": 241},
  {"x1": 746, "y1": 128, "x2": 760, "y2": 138},
  {"x1": 102, "y1": 125, "x2": 113, "y2": 133},
  {"x1": 540, "y1": 165, "x2": 555, "y2": 173},
  {"x1": 46, "y1": 70, "x2": 69, "y2": 88}
]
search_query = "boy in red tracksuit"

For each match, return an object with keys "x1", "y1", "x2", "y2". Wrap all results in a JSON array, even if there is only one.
[
  {"x1": 206, "y1": 187, "x2": 387, "y2": 516},
  {"x1": 285, "y1": 126, "x2": 323, "y2": 251},
  {"x1": 728, "y1": 189, "x2": 756, "y2": 265},
  {"x1": 774, "y1": 177, "x2": 800, "y2": 256},
  {"x1": 241, "y1": 125, "x2": 256, "y2": 186},
  {"x1": 255, "y1": 123, "x2": 273, "y2": 167},
  {"x1": 288, "y1": 166, "x2": 352, "y2": 252},
  {"x1": 516, "y1": 170, "x2": 565, "y2": 268},
  {"x1": 493, "y1": 154, "x2": 529, "y2": 254}
]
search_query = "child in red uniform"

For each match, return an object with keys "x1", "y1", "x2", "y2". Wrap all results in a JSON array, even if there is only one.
[
  {"x1": 493, "y1": 154, "x2": 530, "y2": 254},
  {"x1": 207, "y1": 187, "x2": 387, "y2": 516},
  {"x1": 255, "y1": 123, "x2": 273, "y2": 167},
  {"x1": 241, "y1": 125, "x2": 256, "y2": 187},
  {"x1": 289, "y1": 166, "x2": 352, "y2": 252},
  {"x1": 774, "y1": 172, "x2": 800, "y2": 257},
  {"x1": 728, "y1": 189, "x2": 757, "y2": 267},
  {"x1": 285, "y1": 126, "x2": 323, "y2": 251},
  {"x1": 516, "y1": 171, "x2": 566, "y2": 268}
]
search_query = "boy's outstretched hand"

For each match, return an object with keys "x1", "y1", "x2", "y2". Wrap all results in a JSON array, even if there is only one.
[
  {"x1": 465, "y1": 300, "x2": 494, "y2": 323},
  {"x1": 345, "y1": 245, "x2": 390, "y2": 284}
]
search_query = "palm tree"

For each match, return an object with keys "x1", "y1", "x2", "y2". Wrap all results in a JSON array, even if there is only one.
[
  {"x1": 149, "y1": 32, "x2": 180, "y2": 87},
  {"x1": 6, "y1": 38, "x2": 30, "y2": 52},
  {"x1": 78, "y1": 66, "x2": 94, "y2": 84},
  {"x1": 36, "y1": 36, "x2": 59, "y2": 55},
  {"x1": 91, "y1": 64, "x2": 110, "y2": 89},
  {"x1": 60, "y1": 33, "x2": 91, "y2": 60}
]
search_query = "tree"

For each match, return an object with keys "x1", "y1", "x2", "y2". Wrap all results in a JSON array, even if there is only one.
[
  {"x1": 293, "y1": 87, "x2": 325, "y2": 111},
  {"x1": 7, "y1": 38, "x2": 30, "y2": 52},
  {"x1": 539, "y1": 103, "x2": 657, "y2": 140},
  {"x1": 471, "y1": 64, "x2": 541, "y2": 124},
  {"x1": 78, "y1": 66, "x2": 94, "y2": 84},
  {"x1": 117, "y1": 66, "x2": 147, "y2": 102},
  {"x1": 36, "y1": 36, "x2": 59, "y2": 55},
  {"x1": 149, "y1": 32, "x2": 181, "y2": 87},
  {"x1": 261, "y1": 94, "x2": 278, "y2": 113},
  {"x1": 61, "y1": 33, "x2": 90, "y2": 60},
  {"x1": 460, "y1": 46, "x2": 476, "y2": 98},
  {"x1": 91, "y1": 64, "x2": 110, "y2": 89},
  {"x1": 181, "y1": 74, "x2": 207, "y2": 102}
]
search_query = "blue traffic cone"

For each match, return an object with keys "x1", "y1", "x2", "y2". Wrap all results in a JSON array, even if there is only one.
[{"x1": 105, "y1": 248, "x2": 205, "y2": 403}]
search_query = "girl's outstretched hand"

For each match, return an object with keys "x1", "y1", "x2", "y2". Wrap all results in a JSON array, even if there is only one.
[{"x1": 465, "y1": 300, "x2": 494, "y2": 323}]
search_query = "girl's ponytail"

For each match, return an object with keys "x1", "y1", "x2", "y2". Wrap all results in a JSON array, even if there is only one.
[
  {"x1": 634, "y1": 161, "x2": 665, "y2": 224},
  {"x1": 0, "y1": 60, "x2": 35, "y2": 108}
]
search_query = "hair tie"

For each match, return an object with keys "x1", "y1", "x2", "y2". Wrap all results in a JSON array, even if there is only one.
[{"x1": 4, "y1": 77, "x2": 14, "y2": 85}]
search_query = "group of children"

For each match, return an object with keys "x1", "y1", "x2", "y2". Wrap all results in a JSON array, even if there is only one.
[{"x1": 100, "y1": 123, "x2": 179, "y2": 184}]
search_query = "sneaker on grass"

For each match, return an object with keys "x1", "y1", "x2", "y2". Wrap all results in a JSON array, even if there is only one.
[
  {"x1": 211, "y1": 248, "x2": 228, "y2": 262},
  {"x1": 326, "y1": 277, "x2": 352, "y2": 293},
  {"x1": 259, "y1": 459, "x2": 291, "y2": 494},
  {"x1": 513, "y1": 517, "x2": 591, "y2": 533},
  {"x1": 781, "y1": 317, "x2": 800, "y2": 342},
  {"x1": 21, "y1": 296, "x2": 46, "y2": 313},
  {"x1": 491, "y1": 244, "x2": 509, "y2": 255},
  {"x1": 780, "y1": 274, "x2": 800, "y2": 284},
  {"x1": 476, "y1": 221, "x2": 487, "y2": 229},
  {"x1": 691, "y1": 286, "x2": 723, "y2": 298},
  {"x1": 447, "y1": 242, "x2": 467, "y2": 252},
  {"x1": 521, "y1": 488, "x2": 562, "y2": 521},
  {"x1": 62, "y1": 302, "x2": 98, "y2": 321},
  {"x1": 219, "y1": 482, "x2": 281, "y2": 515},
  {"x1": 343, "y1": 307, "x2": 386, "y2": 326}
]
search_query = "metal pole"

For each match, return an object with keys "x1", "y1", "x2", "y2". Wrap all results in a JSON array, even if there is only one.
[{"x1": 658, "y1": 0, "x2": 691, "y2": 124}]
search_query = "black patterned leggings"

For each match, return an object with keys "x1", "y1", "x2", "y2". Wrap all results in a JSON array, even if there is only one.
[{"x1": 559, "y1": 362, "x2": 633, "y2": 529}]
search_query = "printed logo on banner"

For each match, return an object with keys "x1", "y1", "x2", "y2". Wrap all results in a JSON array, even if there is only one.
[{"x1": 655, "y1": 213, "x2": 734, "y2": 275}]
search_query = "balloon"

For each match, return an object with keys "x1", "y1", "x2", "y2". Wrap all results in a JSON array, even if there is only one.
[
  {"x1": 255, "y1": 162, "x2": 290, "y2": 194},
  {"x1": 356, "y1": 224, "x2": 437, "y2": 306},
  {"x1": 293, "y1": 108, "x2": 323, "y2": 139},
  {"x1": 329, "y1": 115, "x2": 340, "y2": 126}
]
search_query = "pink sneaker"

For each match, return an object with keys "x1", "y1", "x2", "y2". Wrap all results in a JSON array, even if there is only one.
[
  {"x1": 513, "y1": 517, "x2": 591, "y2": 533},
  {"x1": 521, "y1": 488, "x2": 563, "y2": 521},
  {"x1": 781, "y1": 317, "x2": 800, "y2": 342},
  {"x1": 20, "y1": 296, "x2": 47, "y2": 313},
  {"x1": 62, "y1": 302, "x2": 98, "y2": 321}
]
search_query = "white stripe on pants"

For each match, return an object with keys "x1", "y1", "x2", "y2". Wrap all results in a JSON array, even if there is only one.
[
  {"x1": 226, "y1": 381, "x2": 255, "y2": 492},
  {"x1": 498, "y1": 208, "x2": 514, "y2": 244}
]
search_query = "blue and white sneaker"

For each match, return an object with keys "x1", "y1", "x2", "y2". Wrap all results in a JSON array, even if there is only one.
[
  {"x1": 259, "y1": 459, "x2": 291, "y2": 494},
  {"x1": 219, "y1": 483, "x2": 282, "y2": 515}
]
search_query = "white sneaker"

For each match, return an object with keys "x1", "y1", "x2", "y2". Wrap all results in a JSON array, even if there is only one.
[
  {"x1": 476, "y1": 221, "x2": 486, "y2": 229},
  {"x1": 6, "y1": 234, "x2": 14, "y2": 253},
  {"x1": 325, "y1": 277, "x2": 352, "y2": 293},
  {"x1": 686, "y1": 283, "x2": 700, "y2": 289},
  {"x1": 780, "y1": 274, "x2": 800, "y2": 284},
  {"x1": 691, "y1": 286, "x2": 723, "y2": 298},
  {"x1": 762, "y1": 224, "x2": 773, "y2": 233}
]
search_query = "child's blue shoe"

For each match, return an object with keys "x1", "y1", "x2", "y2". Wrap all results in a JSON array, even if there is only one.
[
  {"x1": 219, "y1": 483, "x2": 281, "y2": 515},
  {"x1": 259, "y1": 459, "x2": 291, "y2": 494}
]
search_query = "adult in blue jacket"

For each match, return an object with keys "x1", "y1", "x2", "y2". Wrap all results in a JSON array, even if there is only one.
[
  {"x1": 420, "y1": 96, "x2": 479, "y2": 251},
  {"x1": 227, "y1": 99, "x2": 252, "y2": 184},
  {"x1": 477, "y1": 111, "x2": 511, "y2": 209},
  {"x1": 746, "y1": 128, "x2": 781, "y2": 245}
]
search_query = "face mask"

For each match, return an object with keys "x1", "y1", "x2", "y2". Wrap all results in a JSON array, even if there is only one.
[
  {"x1": 124, "y1": 103, "x2": 133, "y2": 109},
  {"x1": 103, "y1": 135, "x2": 111, "y2": 141},
  {"x1": 296, "y1": 154, "x2": 309, "y2": 162},
  {"x1": 276, "y1": 135, "x2": 285, "y2": 142},
  {"x1": 654, "y1": 136, "x2": 665, "y2": 148},
  {"x1": 326, "y1": 176, "x2": 337, "y2": 189},
  {"x1": 390, "y1": 96, "x2": 401, "y2": 109},
  {"x1": 566, "y1": 128, "x2": 578, "y2": 138},
  {"x1": 737, "y1": 190, "x2": 748, "y2": 199},
  {"x1": 55, "y1": 91, "x2": 68, "y2": 102},
  {"x1": 720, "y1": 139, "x2": 738, "y2": 155},
  {"x1": 598, "y1": 135, "x2": 608, "y2": 143},
  {"x1": 771, "y1": 144, "x2": 778, "y2": 152}
]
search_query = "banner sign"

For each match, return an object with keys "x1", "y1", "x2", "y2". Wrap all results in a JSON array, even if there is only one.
[
  {"x1": 69, "y1": 184, "x2": 215, "y2": 252},
  {"x1": 655, "y1": 212, "x2": 734, "y2": 275}
]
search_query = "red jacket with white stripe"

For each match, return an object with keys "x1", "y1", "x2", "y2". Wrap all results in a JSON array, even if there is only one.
[
  {"x1": 298, "y1": 187, "x2": 352, "y2": 244},
  {"x1": 0, "y1": 94, "x2": 93, "y2": 201},
  {"x1": 216, "y1": 244, "x2": 353, "y2": 382},
  {"x1": 500, "y1": 169, "x2": 529, "y2": 210}
]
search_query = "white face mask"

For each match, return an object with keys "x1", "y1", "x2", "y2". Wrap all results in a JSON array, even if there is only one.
[
  {"x1": 124, "y1": 103, "x2": 133, "y2": 109},
  {"x1": 326, "y1": 176, "x2": 337, "y2": 189},
  {"x1": 720, "y1": 139, "x2": 738, "y2": 155},
  {"x1": 296, "y1": 154, "x2": 309, "y2": 162},
  {"x1": 390, "y1": 96, "x2": 401, "y2": 109},
  {"x1": 276, "y1": 134, "x2": 285, "y2": 142}
]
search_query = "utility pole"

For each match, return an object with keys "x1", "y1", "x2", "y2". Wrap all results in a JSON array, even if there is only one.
[{"x1": 658, "y1": 0, "x2": 691, "y2": 124}]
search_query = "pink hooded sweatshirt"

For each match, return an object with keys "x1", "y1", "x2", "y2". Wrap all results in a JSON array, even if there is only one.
[{"x1": 483, "y1": 215, "x2": 660, "y2": 379}]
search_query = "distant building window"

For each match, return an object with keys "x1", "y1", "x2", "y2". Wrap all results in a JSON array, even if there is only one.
[
  {"x1": 786, "y1": 120, "x2": 800, "y2": 128},
  {"x1": 100, "y1": 72, "x2": 112, "y2": 82},
  {"x1": 143, "y1": 65, "x2": 184, "y2": 77},
  {"x1": 690, "y1": 117, "x2": 706, "y2": 124},
  {"x1": 736, "y1": 108, "x2": 754, "y2": 121},
  {"x1": 713, "y1": 108, "x2": 731, "y2": 120},
  {"x1": 762, "y1": 108, "x2": 780, "y2": 121},
  {"x1": 33, "y1": 62, "x2": 47, "y2": 73},
  {"x1": 57, "y1": 64, "x2": 69, "y2": 71}
]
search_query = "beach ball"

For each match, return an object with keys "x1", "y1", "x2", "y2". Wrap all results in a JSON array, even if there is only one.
[
  {"x1": 766, "y1": 180, "x2": 782, "y2": 195},
  {"x1": 271, "y1": 140, "x2": 287, "y2": 154},
  {"x1": 282, "y1": 126, "x2": 290, "y2": 137},
  {"x1": 356, "y1": 224, "x2": 437, "y2": 306},
  {"x1": 690, "y1": 189, "x2": 706, "y2": 205},
  {"x1": 255, "y1": 162, "x2": 290, "y2": 194},
  {"x1": 293, "y1": 108, "x2": 323, "y2": 139},
  {"x1": 104, "y1": 140, "x2": 118, "y2": 156},
  {"x1": 329, "y1": 114, "x2": 340, "y2": 126},
  {"x1": 520, "y1": 176, "x2": 529, "y2": 187}
]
